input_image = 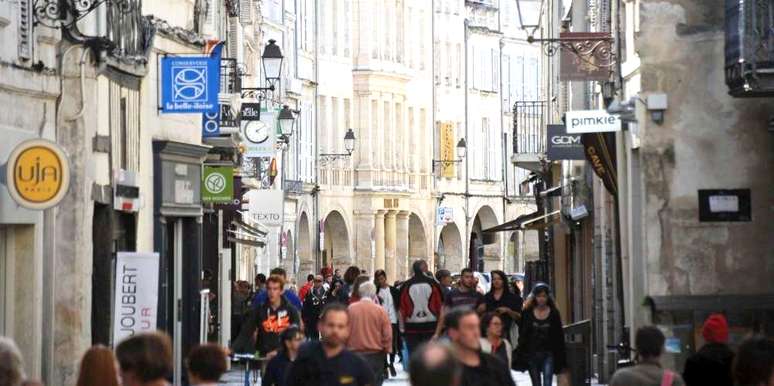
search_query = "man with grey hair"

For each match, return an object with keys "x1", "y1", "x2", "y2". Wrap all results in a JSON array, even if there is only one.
[
  {"x1": 347, "y1": 281, "x2": 392, "y2": 386},
  {"x1": 0, "y1": 336, "x2": 25, "y2": 386},
  {"x1": 409, "y1": 342, "x2": 462, "y2": 386}
]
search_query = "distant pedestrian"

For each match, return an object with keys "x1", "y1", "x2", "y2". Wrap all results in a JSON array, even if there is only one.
[
  {"x1": 435, "y1": 270, "x2": 453, "y2": 297},
  {"x1": 683, "y1": 313, "x2": 734, "y2": 386},
  {"x1": 302, "y1": 275, "x2": 329, "y2": 340},
  {"x1": 609, "y1": 326, "x2": 685, "y2": 386},
  {"x1": 446, "y1": 309, "x2": 515, "y2": 386},
  {"x1": 483, "y1": 270, "x2": 522, "y2": 344},
  {"x1": 255, "y1": 273, "x2": 267, "y2": 295},
  {"x1": 434, "y1": 268, "x2": 484, "y2": 339},
  {"x1": 399, "y1": 260, "x2": 444, "y2": 357},
  {"x1": 516, "y1": 283, "x2": 567, "y2": 386},
  {"x1": 186, "y1": 344, "x2": 228, "y2": 386},
  {"x1": 253, "y1": 268, "x2": 303, "y2": 311},
  {"x1": 0, "y1": 337, "x2": 25, "y2": 386},
  {"x1": 299, "y1": 274, "x2": 315, "y2": 302},
  {"x1": 408, "y1": 342, "x2": 462, "y2": 386},
  {"x1": 480, "y1": 312, "x2": 512, "y2": 366},
  {"x1": 254, "y1": 276, "x2": 301, "y2": 358},
  {"x1": 733, "y1": 336, "x2": 774, "y2": 386},
  {"x1": 347, "y1": 282, "x2": 392, "y2": 386},
  {"x1": 263, "y1": 326, "x2": 304, "y2": 386},
  {"x1": 321, "y1": 267, "x2": 334, "y2": 291},
  {"x1": 375, "y1": 269, "x2": 401, "y2": 378},
  {"x1": 115, "y1": 332, "x2": 173, "y2": 386},
  {"x1": 76, "y1": 345, "x2": 120, "y2": 386},
  {"x1": 285, "y1": 303, "x2": 375, "y2": 386},
  {"x1": 339, "y1": 266, "x2": 361, "y2": 303}
]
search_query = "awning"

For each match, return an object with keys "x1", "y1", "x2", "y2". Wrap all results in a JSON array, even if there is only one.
[
  {"x1": 228, "y1": 237, "x2": 266, "y2": 247},
  {"x1": 483, "y1": 210, "x2": 561, "y2": 233},
  {"x1": 232, "y1": 219, "x2": 267, "y2": 237}
]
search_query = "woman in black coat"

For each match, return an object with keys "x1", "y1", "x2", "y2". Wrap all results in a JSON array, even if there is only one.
[
  {"x1": 516, "y1": 283, "x2": 567, "y2": 386},
  {"x1": 482, "y1": 270, "x2": 523, "y2": 343}
]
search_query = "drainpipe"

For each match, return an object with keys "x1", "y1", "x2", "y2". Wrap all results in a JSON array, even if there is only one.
[
  {"x1": 313, "y1": 0, "x2": 321, "y2": 273},
  {"x1": 431, "y1": 0, "x2": 437, "y2": 264},
  {"x1": 463, "y1": 18, "x2": 470, "y2": 270}
]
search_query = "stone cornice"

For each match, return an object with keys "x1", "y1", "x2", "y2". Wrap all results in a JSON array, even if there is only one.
[{"x1": 146, "y1": 15, "x2": 206, "y2": 48}]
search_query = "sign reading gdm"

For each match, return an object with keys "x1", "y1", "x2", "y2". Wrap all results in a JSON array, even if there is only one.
[
  {"x1": 566, "y1": 110, "x2": 621, "y2": 133},
  {"x1": 6, "y1": 139, "x2": 70, "y2": 209},
  {"x1": 202, "y1": 166, "x2": 234, "y2": 203}
]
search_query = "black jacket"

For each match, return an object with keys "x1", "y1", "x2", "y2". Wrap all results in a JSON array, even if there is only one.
[
  {"x1": 302, "y1": 287, "x2": 329, "y2": 327},
  {"x1": 255, "y1": 297, "x2": 300, "y2": 355},
  {"x1": 461, "y1": 352, "x2": 516, "y2": 386},
  {"x1": 517, "y1": 307, "x2": 567, "y2": 373},
  {"x1": 682, "y1": 343, "x2": 734, "y2": 386},
  {"x1": 285, "y1": 341, "x2": 374, "y2": 386}
]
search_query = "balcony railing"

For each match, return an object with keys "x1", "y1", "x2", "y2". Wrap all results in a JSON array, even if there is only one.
[
  {"x1": 220, "y1": 58, "x2": 242, "y2": 94},
  {"x1": 725, "y1": 0, "x2": 774, "y2": 96},
  {"x1": 513, "y1": 101, "x2": 547, "y2": 155}
]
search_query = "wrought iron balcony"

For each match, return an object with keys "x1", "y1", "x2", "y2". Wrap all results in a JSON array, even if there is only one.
[
  {"x1": 725, "y1": 0, "x2": 774, "y2": 97},
  {"x1": 512, "y1": 101, "x2": 546, "y2": 172},
  {"x1": 220, "y1": 58, "x2": 242, "y2": 95}
]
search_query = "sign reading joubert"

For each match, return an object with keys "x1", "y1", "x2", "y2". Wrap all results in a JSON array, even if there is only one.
[{"x1": 5, "y1": 139, "x2": 71, "y2": 209}]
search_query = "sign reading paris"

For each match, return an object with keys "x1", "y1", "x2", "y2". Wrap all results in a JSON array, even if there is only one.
[
  {"x1": 160, "y1": 55, "x2": 220, "y2": 113},
  {"x1": 5, "y1": 139, "x2": 71, "y2": 210}
]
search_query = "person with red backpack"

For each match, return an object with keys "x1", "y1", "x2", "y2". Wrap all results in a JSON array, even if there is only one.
[
  {"x1": 609, "y1": 326, "x2": 685, "y2": 386},
  {"x1": 399, "y1": 260, "x2": 444, "y2": 358}
]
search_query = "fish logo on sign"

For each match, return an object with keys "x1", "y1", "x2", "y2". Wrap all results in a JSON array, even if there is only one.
[{"x1": 172, "y1": 66, "x2": 208, "y2": 102}]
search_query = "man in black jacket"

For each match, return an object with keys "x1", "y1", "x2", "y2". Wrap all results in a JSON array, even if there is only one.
[
  {"x1": 302, "y1": 275, "x2": 329, "y2": 340},
  {"x1": 255, "y1": 276, "x2": 300, "y2": 357},
  {"x1": 683, "y1": 313, "x2": 734, "y2": 386},
  {"x1": 399, "y1": 260, "x2": 444, "y2": 357},
  {"x1": 446, "y1": 308, "x2": 515, "y2": 386}
]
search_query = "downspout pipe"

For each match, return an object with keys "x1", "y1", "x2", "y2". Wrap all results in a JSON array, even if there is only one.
[
  {"x1": 463, "y1": 18, "x2": 470, "y2": 270},
  {"x1": 313, "y1": 0, "x2": 321, "y2": 272}
]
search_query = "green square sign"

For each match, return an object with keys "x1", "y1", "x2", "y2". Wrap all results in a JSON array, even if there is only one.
[{"x1": 202, "y1": 166, "x2": 234, "y2": 203}]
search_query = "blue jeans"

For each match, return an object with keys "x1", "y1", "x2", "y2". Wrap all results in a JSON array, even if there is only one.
[{"x1": 528, "y1": 351, "x2": 554, "y2": 386}]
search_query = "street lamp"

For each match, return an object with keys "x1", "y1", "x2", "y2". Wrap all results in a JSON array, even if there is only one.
[
  {"x1": 278, "y1": 105, "x2": 296, "y2": 137},
  {"x1": 432, "y1": 137, "x2": 467, "y2": 173},
  {"x1": 319, "y1": 129, "x2": 357, "y2": 164},
  {"x1": 262, "y1": 39, "x2": 283, "y2": 87}
]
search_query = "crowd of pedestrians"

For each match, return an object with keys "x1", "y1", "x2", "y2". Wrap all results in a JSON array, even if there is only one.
[{"x1": 1, "y1": 263, "x2": 773, "y2": 386}]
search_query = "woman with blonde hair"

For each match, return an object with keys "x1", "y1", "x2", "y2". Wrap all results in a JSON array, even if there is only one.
[{"x1": 76, "y1": 345, "x2": 120, "y2": 386}]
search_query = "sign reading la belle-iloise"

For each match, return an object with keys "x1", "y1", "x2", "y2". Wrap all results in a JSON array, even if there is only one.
[
  {"x1": 161, "y1": 56, "x2": 220, "y2": 113},
  {"x1": 566, "y1": 110, "x2": 621, "y2": 134}
]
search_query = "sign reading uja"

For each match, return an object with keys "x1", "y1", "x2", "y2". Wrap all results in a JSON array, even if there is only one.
[{"x1": 566, "y1": 110, "x2": 621, "y2": 133}]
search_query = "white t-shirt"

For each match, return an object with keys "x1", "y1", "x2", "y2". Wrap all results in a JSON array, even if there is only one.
[{"x1": 378, "y1": 287, "x2": 398, "y2": 324}]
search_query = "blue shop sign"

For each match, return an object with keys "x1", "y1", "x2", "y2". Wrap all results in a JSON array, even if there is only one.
[
  {"x1": 161, "y1": 56, "x2": 220, "y2": 113},
  {"x1": 202, "y1": 109, "x2": 220, "y2": 137}
]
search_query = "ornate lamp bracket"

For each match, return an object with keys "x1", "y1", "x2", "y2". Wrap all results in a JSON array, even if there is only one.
[{"x1": 527, "y1": 33, "x2": 616, "y2": 69}]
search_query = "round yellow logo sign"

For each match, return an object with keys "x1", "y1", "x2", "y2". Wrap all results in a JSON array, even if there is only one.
[{"x1": 6, "y1": 139, "x2": 70, "y2": 209}]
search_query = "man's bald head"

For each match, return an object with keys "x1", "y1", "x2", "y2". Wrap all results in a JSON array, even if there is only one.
[{"x1": 409, "y1": 342, "x2": 461, "y2": 386}]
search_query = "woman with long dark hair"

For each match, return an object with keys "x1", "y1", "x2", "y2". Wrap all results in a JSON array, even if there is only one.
[
  {"x1": 263, "y1": 326, "x2": 304, "y2": 386},
  {"x1": 517, "y1": 283, "x2": 567, "y2": 386},
  {"x1": 483, "y1": 270, "x2": 523, "y2": 344},
  {"x1": 480, "y1": 312, "x2": 513, "y2": 366},
  {"x1": 338, "y1": 266, "x2": 361, "y2": 303}
]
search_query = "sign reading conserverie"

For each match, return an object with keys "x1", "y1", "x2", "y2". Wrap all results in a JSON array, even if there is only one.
[
  {"x1": 160, "y1": 55, "x2": 220, "y2": 113},
  {"x1": 6, "y1": 139, "x2": 70, "y2": 210},
  {"x1": 566, "y1": 110, "x2": 621, "y2": 133}
]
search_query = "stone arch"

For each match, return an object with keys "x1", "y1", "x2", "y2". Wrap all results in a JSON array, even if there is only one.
[
  {"x1": 405, "y1": 213, "x2": 428, "y2": 277},
  {"x1": 297, "y1": 212, "x2": 313, "y2": 275},
  {"x1": 323, "y1": 210, "x2": 351, "y2": 267},
  {"x1": 437, "y1": 222, "x2": 463, "y2": 272},
  {"x1": 470, "y1": 205, "x2": 500, "y2": 271}
]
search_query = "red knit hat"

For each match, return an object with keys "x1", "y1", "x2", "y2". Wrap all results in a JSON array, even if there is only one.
[{"x1": 702, "y1": 313, "x2": 729, "y2": 343}]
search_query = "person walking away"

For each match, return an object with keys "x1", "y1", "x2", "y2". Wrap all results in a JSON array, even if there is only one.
[
  {"x1": 375, "y1": 269, "x2": 401, "y2": 377},
  {"x1": 435, "y1": 270, "x2": 453, "y2": 298},
  {"x1": 433, "y1": 268, "x2": 484, "y2": 339},
  {"x1": 76, "y1": 345, "x2": 120, "y2": 386},
  {"x1": 285, "y1": 303, "x2": 375, "y2": 386},
  {"x1": 445, "y1": 309, "x2": 515, "y2": 386},
  {"x1": 254, "y1": 274, "x2": 267, "y2": 298},
  {"x1": 263, "y1": 326, "x2": 304, "y2": 386},
  {"x1": 339, "y1": 266, "x2": 361, "y2": 304},
  {"x1": 399, "y1": 260, "x2": 444, "y2": 357},
  {"x1": 232, "y1": 280, "x2": 251, "y2": 341},
  {"x1": 255, "y1": 276, "x2": 301, "y2": 360},
  {"x1": 186, "y1": 343, "x2": 228, "y2": 386},
  {"x1": 347, "y1": 282, "x2": 392, "y2": 386},
  {"x1": 733, "y1": 336, "x2": 774, "y2": 386},
  {"x1": 683, "y1": 313, "x2": 734, "y2": 386},
  {"x1": 0, "y1": 337, "x2": 26, "y2": 386},
  {"x1": 348, "y1": 275, "x2": 372, "y2": 305},
  {"x1": 480, "y1": 312, "x2": 512, "y2": 366},
  {"x1": 483, "y1": 270, "x2": 522, "y2": 345},
  {"x1": 609, "y1": 326, "x2": 685, "y2": 386},
  {"x1": 299, "y1": 274, "x2": 314, "y2": 302},
  {"x1": 302, "y1": 275, "x2": 329, "y2": 340},
  {"x1": 408, "y1": 342, "x2": 462, "y2": 386},
  {"x1": 115, "y1": 332, "x2": 173, "y2": 386},
  {"x1": 252, "y1": 268, "x2": 303, "y2": 311},
  {"x1": 517, "y1": 283, "x2": 567, "y2": 386}
]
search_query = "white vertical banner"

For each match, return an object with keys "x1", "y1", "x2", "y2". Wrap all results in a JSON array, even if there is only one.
[{"x1": 113, "y1": 252, "x2": 160, "y2": 345}]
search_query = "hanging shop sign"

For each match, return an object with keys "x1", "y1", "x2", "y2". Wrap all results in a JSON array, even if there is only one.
[
  {"x1": 247, "y1": 189, "x2": 283, "y2": 226},
  {"x1": 546, "y1": 124, "x2": 585, "y2": 160},
  {"x1": 202, "y1": 109, "x2": 220, "y2": 137},
  {"x1": 566, "y1": 110, "x2": 621, "y2": 133},
  {"x1": 582, "y1": 132, "x2": 617, "y2": 196},
  {"x1": 242, "y1": 108, "x2": 277, "y2": 158},
  {"x1": 202, "y1": 166, "x2": 234, "y2": 203},
  {"x1": 560, "y1": 32, "x2": 614, "y2": 81},
  {"x1": 240, "y1": 103, "x2": 261, "y2": 121},
  {"x1": 438, "y1": 122, "x2": 456, "y2": 178},
  {"x1": 114, "y1": 169, "x2": 140, "y2": 212},
  {"x1": 112, "y1": 252, "x2": 160, "y2": 344},
  {"x1": 219, "y1": 103, "x2": 239, "y2": 128},
  {"x1": 698, "y1": 189, "x2": 751, "y2": 222},
  {"x1": 5, "y1": 139, "x2": 70, "y2": 210},
  {"x1": 436, "y1": 207, "x2": 454, "y2": 225},
  {"x1": 160, "y1": 55, "x2": 220, "y2": 113}
]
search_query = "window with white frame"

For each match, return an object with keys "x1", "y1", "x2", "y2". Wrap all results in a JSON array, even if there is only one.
[{"x1": 299, "y1": 103, "x2": 315, "y2": 183}]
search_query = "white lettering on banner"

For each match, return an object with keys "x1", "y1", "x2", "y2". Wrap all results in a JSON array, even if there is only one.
[
  {"x1": 566, "y1": 110, "x2": 622, "y2": 133},
  {"x1": 113, "y1": 252, "x2": 160, "y2": 344},
  {"x1": 551, "y1": 135, "x2": 582, "y2": 145}
]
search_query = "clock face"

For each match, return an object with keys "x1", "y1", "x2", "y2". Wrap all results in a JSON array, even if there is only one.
[{"x1": 244, "y1": 121, "x2": 269, "y2": 144}]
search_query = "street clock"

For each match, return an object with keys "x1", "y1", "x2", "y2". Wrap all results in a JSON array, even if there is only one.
[{"x1": 243, "y1": 120, "x2": 269, "y2": 144}]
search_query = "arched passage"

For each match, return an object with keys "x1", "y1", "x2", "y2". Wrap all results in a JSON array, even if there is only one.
[
  {"x1": 470, "y1": 205, "x2": 500, "y2": 271},
  {"x1": 406, "y1": 213, "x2": 428, "y2": 277},
  {"x1": 323, "y1": 211, "x2": 351, "y2": 267},
  {"x1": 437, "y1": 223, "x2": 463, "y2": 272},
  {"x1": 297, "y1": 212, "x2": 313, "y2": 275}
]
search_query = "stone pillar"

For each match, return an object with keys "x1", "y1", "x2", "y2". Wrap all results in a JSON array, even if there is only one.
[
  {"x1": 374, "y1": 210, "x2": 386, "y2": 272},
  {"x1": 384, "y1": 211, "x2": 397, "y2": 283},
  {"x1": 396, "y1": 211, "x2": 410, "y2": 280},
  {"x1": 354, "y1": 211, "x2": 375, "y2": 273}
]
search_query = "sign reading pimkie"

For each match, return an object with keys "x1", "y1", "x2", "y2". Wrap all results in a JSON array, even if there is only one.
[{"x1": 566, "y1": 110, "x2": 621, "y2": 134}]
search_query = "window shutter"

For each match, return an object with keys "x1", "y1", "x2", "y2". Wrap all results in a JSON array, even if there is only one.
[
  {"x1": 228, "y1": 18, "x2": 239, "y2": 58},
  {"x1": 18, "y1": 0, "x2": 33, "y2": 60},
  {"x1": 239, "y1": 0, "x2": 253, "y2": 24}
]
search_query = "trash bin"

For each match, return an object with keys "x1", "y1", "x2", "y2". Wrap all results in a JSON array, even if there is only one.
[{"x1": 564, "y1": 320, "x2": 591, "y2": 386}]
